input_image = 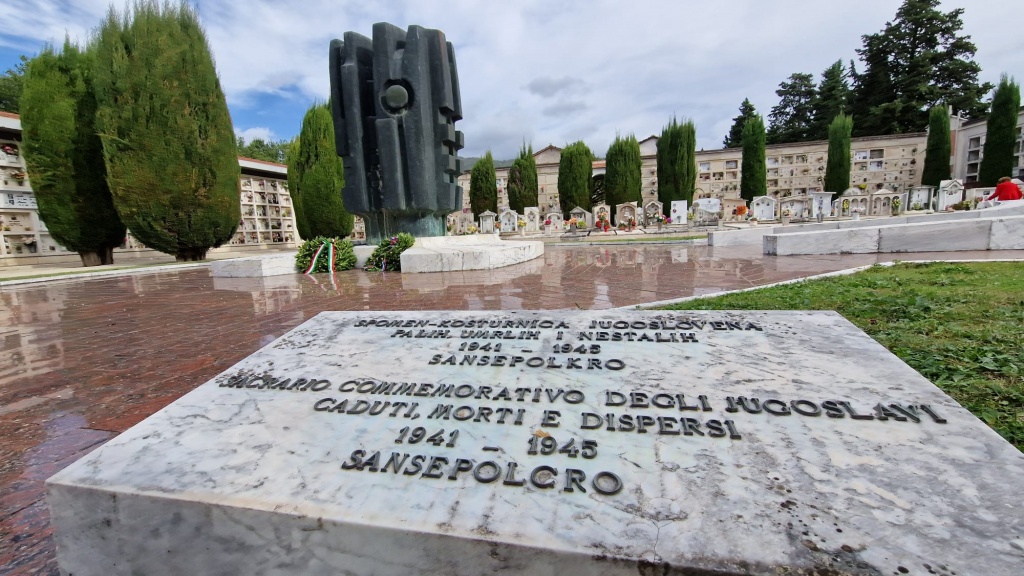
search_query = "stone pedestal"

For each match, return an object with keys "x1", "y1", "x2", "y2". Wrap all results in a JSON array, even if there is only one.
[
  {"x1": 47, "y1": 311, "x2": 1024, "y2": 576},
  {"x1": 399, "y1": 235, "x2": 543, "y2": 273},
  {"x1": 210, "y1": 253, "x2": 297, "y2": 277}
]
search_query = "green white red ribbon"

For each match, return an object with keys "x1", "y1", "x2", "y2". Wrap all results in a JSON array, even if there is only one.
[{"x1": 303, "y1": 240, "x2": 332, "y2": 275}]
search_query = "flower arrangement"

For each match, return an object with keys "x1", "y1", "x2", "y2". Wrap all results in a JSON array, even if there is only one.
[
  {"x1": 782, "y1": 209, "x2": 792, "y2": 217},
  {"x1": 467, "y1": 225, "x2": 478, "y2": 234},
  {"x1": 891, "y1": 197, "x2": 902, "y2": 210},
  {"x1": 628, "y1": 218, "x2": 636, "y2": 228},
  {"x1": 517, "y1": 219, "x2": 526, "y2": 229},
  {"x1": 576, "y1": 220, "x2": 586, "y2": 229},
  {"x1": 365, "y1": 232, "x2": 415, "y2": 272},
  {"x1": 842, "y1": 199, "x2": 850, "y2": 211},
  {"x1": 1, "y1": 144, "x2": 17, "y2": 157},
  {"x1": 687, "y1": 212, "x2": 695, "y2": 220},
  {"x1": 21, "y1": 236, "x2": 35, "y2": 246},
  {"x1": 665, "y1": 216, "x2": 672, "y2": 224},
  {"x1": 12, "y1": 170, "x2": 27, "y2": 182},
  {"x1": 857, "y1": 183, "x2": 867, "y2": 190},
  {"x1": 567, "y1": 217, "x2": 578, "y2": 228},
  {"x1": 544, "y1": 218, "x2": 552, "y2": 226},
  {"x1": 736, "y1": 205, "x2": 748, "y2": 217},
  {"x1": 294, "y1": 236, "x2": 357, "y2": 273},
  {"x1": 655, "y1": 213, "x2": 666, "y2": 223}
]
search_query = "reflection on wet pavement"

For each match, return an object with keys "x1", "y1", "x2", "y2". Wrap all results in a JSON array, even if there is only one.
[{"x1": 0, "y1": 243, "x2": 1019, "y2": 573}]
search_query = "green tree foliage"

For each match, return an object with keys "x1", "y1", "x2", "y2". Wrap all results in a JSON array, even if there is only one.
[
  {"x1": 0, "y1": 55, "x2": 27, "y2": 113},
  {"x1": 294, "y1": 102, "x2": 353, "y2": 238},
  {"x1": 284, "y1": 136, "x2": 311, "y2": 240},
  {"x1": 507, "y1": 143, "x2": 537, "y2": 212},
  {"x1": 921, "y1": 105, "x2": 951, "y2": 186},
  {"x1": 657, "y1": 118, "x2": 697, "y2": 208},
  {"x1": 21, "y1": 41, "x2": 126, "y2": 267},
  {"x1": 604, "y1": 135, "x2": 642, "y2": 209},
  {"x1": 978, "y1": 76, "x2": 1021, "y2": 186},
  {"x1": 723, "y1": 98, "x2": 757, "y2": 148},
  {"x1": 236, "y1": 137, "x2": 288, "y2": 163},
  {"x1": 740, "y1": 115, "x2": 766, "y2": 201},
  {"x1": 808, "y1": 60, "x2": 850, "y2": 141},
  {"x1": 589, "y1": 174, "x2": 605, "y2": 207},
  {"x1": 92, "y1": 1, "x2": 239, "y2": 261},
  {"x1": 850, "y1": 0, "x2": 991, "y2": 135},
  {"x1": 469, "y1": 151, "x2": 497, "y2": 217},
  {"x1": 767, "y1": 73, "x2": 816, "y2": 144},
  {"x1": 824, "y1": 114, "x2": 854, "y2": 193},
  {"x1": 557, "y1": 141, "x2": 593, "y2": 217}
]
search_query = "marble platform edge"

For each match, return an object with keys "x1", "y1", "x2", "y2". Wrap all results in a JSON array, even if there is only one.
[
  {"x1": 623, "y1": 257, "x2": 1024, "y2": 310},
  {"x1": 0, "y1": 262, "x2": 211, "y2": 289},
  {"x1": 400, "y1": 235, "x2": 544, "y2": 273},
  {"x1": 209, "y1": 253, "x2": 298, "y2": 278},
  {"x1": 46, "y1": 482, "x2": 783, "y2": 576}
]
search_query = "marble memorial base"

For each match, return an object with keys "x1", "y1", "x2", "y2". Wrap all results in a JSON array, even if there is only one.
[
  {"x1": 400, "y1": 235, "x2": 543, "y2": 273},
  {"x1": 46, "y1": 311, "x2": 1024, "y2": 575},
  {"x1": 209, "y1": 253, "x2": 296, "y2": 277}
]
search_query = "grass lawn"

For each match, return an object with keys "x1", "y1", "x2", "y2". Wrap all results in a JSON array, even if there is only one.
[{"x1": 659, "y1": 261, "x2": 1024, "y2": 451}]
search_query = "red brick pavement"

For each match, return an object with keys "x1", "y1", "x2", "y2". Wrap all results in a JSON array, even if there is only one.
[{"x1": 0, "y1": 243, "x2": 1019, "y2": 574}]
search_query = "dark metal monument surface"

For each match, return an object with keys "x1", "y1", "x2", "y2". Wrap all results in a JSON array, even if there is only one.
[{"x1": 329, "y1": 23, "x2": 464, "y2": 244}]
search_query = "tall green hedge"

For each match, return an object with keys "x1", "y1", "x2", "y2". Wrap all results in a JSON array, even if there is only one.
[
  {"x1": 93, "y1": 1, "x2": 240, "y2": 261},
  {"x1": 824, "y1": 113, "x2": 854, "y2": 194},
  {"x1": 284, "y1": 136, "x2": 311, "y2": 240},
  {"x1": 469, "y1": 151, "x2": 497, "y2": 217},
  {"x1": 740, "y1": 115, "x2": 766, "y2": 201},
  {"x1": 507, "y1": 143, "x2": 537, "y2": 213},
  {"x1": 557, "y1": 141, "x2": 593, "y2": 217},
  {"x1": 294, "y1": 102, "x2": 352, "y2": 238},
  {"x1": 605, "y1": 135, "x2": 641, "y2": 209},
  {"x1": 657, "y1": 118, "x2": 697, "y2": 208},
  {"x1": 21, "y1": 41, "x2": 125, "y2": 266},
  {"x1": 921, "y1": 106, "x2": 951, "y2": 186},
  {"x1": 978, "y1": 75, "x2": 1021, "y2": 186}
]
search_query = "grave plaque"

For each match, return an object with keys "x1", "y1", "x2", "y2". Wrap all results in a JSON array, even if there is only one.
[{"x1": 48, "y1": 311, "x2": 1024, "y2": 575}]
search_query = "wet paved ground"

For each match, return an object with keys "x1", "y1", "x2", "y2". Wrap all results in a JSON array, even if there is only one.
[{"x1": 1, "y1": 242, "x2": 1021, "y2": 574}]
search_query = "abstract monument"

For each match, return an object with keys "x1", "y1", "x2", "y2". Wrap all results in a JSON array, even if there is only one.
[{"x1": 329, "y1": 23, "x2": 464, "y2": 244}]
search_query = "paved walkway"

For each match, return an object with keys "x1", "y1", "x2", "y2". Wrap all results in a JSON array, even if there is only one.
[{"x1": 1, "y1": 242, "x2": 1020, "y2": 574}]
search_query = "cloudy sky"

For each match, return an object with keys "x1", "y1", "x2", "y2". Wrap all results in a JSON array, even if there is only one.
[{"x1": 1, "y1": 1, "x2": 1020, "y2": 159}]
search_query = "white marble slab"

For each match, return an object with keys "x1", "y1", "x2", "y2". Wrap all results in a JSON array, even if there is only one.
[
  {"x1": 989, "y1": 216, "x2": 1024, "y2": 250},
  {"x1": 210, "y1": 253, "x2": 297, "y2": 277},
  {"x1": 765, "y1": 228, "x2": 880, "y2": 255},
  {"x1": 47, "y1": 311, "x2": 1024, "y2": 575},
  {"x1": 878, "y1": 219, "x2": 991, "y2": 252},
  {"x1": 400, "y1": 235, "x2": 543, "y2": 273},
  {"x1": 708, "y1": 226, "x2": 778, "y2": 247}
]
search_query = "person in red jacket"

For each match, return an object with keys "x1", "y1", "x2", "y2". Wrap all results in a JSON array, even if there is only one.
[{"x1": 985, "y1": 177, "x2": 1024, "y2": 201}]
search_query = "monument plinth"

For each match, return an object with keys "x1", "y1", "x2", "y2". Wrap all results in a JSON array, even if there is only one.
[{"x1": 47, "y1": 311, "x2": 1024, "y2": 575}]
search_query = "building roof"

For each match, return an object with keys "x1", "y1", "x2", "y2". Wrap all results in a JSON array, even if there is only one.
[
  {"x1": 239, "y1": 156, "x2": 287, "y2": 176},
  {"x1": 0, "y1": 111, "x2": 21, "y2": 132}
]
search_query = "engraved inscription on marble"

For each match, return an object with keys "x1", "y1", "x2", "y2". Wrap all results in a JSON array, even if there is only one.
[{"x1": 213, "y1": 313, "x2": 948, "y2": 500}]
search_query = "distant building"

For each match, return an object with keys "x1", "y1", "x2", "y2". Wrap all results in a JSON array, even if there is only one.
[{"x1": 950, "y1": 107, "x2": 1024, "y2": 184}]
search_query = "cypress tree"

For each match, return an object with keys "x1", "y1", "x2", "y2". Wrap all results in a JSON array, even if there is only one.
[
  {"x1": 294, "y1": 102, "x2": 352, "y2": 238},
  {"x1": 507, "y1": 163, "x2": 525, "y2": 214},
  {"x1": 921, "y1": 106, "x2": 951, "y2": 186},
  {"x1": 678, "y1": 120, "x2": 697, "y2": 204},
  {"x1": 605, "y1": 135, "x2": 641, "y2": 209},
  {"x1": 656, "y1": 118, "x2": 678, "y2": 209},
  {"x1": 21, "y1": 41, "x2": 125, "y2": 267},
  {"x1": 469, "y1": 151, "x2": 497, "y2": 217},
  {"x1": 978, "y1": 75, "x2": 1021, "y2": 186},
  {"x1": 557, "y1": 141, "x2": 593, "y2": 217},
  {"x1": 521, "y1": 143, "x2": 538, "y2": 208},
  {"x1": 93, "y1": 1, "x2": 239, "y2": 261},
  {"x1": 657, "y1": 118, "x2": 697, "y2": 208},
  {"x1": 284, "y1": 136, "x2": 311, "y2": 240},
  {"x1": 824, "y1": 114, "x2": 854, "y2": 193},
  {"x1": 507, "y1": 143, "x2": 537, "y2": 212},
  {"x1": 740, "y1": 115, "x2": 766, "y2": 201}
]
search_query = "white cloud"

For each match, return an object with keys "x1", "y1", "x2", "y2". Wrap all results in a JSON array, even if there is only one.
[
  {"x1": 2, "y1": 0, "x2": 1020, "y2": 160},
  {"x1": 235, "y1": 126, "x2": 276, "y2": 144}
]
